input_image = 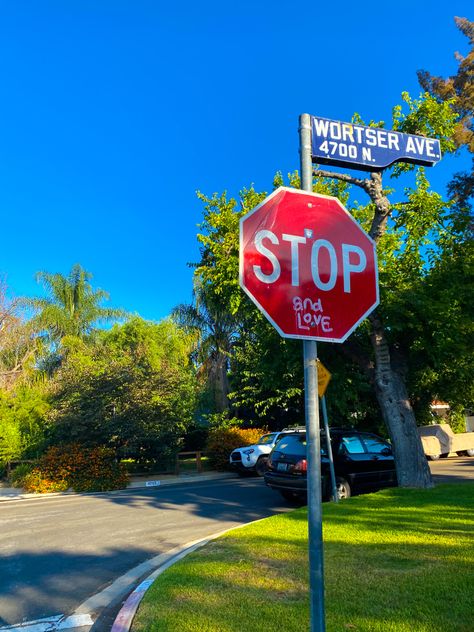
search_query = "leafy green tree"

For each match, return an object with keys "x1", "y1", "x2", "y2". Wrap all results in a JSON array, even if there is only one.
[
  {"x1": 311, "y1": 93, "x2": 460, "y2": 488},
  {"x1": 172, "y1": 279, "x2": 237, "y2": 413},
  {"x1": 192, "y1": 174, "x2": 380, "y2": 430},
  {"x1": 191, "y1": 91, "x2": 467, "y2": 488},
  {"x1": 0, "y1": 385, "x2": 50, "y2": 464},
  {"x1": 30, "y1": 263, "x2": 125, "y2": 347},
  {"x1": 48, "y1": 318, "x2": 198, "y2": 466}
]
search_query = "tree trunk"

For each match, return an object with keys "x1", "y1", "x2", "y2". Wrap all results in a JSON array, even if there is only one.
[
  {"x1": 369, "y1": 312, "x2": 433, "y2": 488},
  {"x1": 211, "y1": 353, "x2": 230, "y2": 413}
]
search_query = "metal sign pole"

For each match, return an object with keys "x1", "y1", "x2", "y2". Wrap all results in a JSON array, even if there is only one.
[
  {"x1": 300, "y1": 113, "x2": 325, "y2": 632},
  {"x1": 321, "y1": 395, "x2": 338, "y2": 503}
]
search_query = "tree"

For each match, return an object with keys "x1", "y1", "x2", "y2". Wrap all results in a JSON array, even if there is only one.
[
  {"x1": 418, "y1": 17, "x2": 473, "y2": 147},
  {"x1": 310, "y1": 93, "x2": 462, "y2": 488},
  {"x1": 29, "y1": 263, "x2": 125, "y2": 348},
  {"x1": 172, "y1": 279, "x2": 237, "y2": 413},
  {"x1": 418, "y1": 17, "x2": 473, "y2": 206},
  {"x1": 0, "y1": 385, "x2": 50, "y2": 465},
  {"x1": 192, "y1": 175, "x2": 382, "y2": 431},
  {"x1": 48, "y1": 318, "x2": 198, "y2": 465},
  {"x1": 0, "y1": 277, "x2": 41, "y2": 389},
  {"x1": 191, "y1": 91, "x2": 469, "y2": 488}
]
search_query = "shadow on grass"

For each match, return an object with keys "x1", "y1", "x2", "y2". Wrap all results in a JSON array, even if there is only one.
[{"x1": 133, "y1": 485, "x2": 474, "y2": 632}]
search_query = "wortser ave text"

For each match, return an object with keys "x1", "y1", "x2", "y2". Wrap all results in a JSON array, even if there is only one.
[{"x1": 311, "y1": 115, "x2": 441, "y2": 171}]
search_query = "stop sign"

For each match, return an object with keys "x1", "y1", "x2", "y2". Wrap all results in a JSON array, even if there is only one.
[{"x1": 240, "y1": 187, "x2": 379, "y2": 342}]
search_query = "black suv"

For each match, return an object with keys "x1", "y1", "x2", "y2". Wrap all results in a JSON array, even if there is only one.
[{"x1": 264, "y1": 428, "x2": 397, "y2": 501}]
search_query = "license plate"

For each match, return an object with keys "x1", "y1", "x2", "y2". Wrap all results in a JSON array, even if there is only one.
[{"x1": 277, "y1": 462, "x2": 288, "y2": 472}]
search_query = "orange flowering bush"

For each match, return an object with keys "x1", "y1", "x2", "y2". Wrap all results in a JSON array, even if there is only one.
[
  {"x1": 23, "y1": 444, "x2": 129, "y2": 493},
  {"x1": 206, "y1": 427, "x2": 265, "y2": 470}
]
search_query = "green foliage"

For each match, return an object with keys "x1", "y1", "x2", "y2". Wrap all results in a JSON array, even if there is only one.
[
  {"x1": 48, "y1": 318, "x2": 198, "y2": 466},
  {"x1": 205, "y1": 411, "x2": 243, "y2": 430},
  {"x1": 192, "y1": 172, "x2": 358, "y2": 426},
  {"x1": 444, "y1": 406, "x2": 468, "y2": 434},
  {"x1": 22, "y1": 443, "x2": 129, "y2": 493},
  {"x1": 189, "y1": 87, "x2": 472, "y2": 432},
  {"x1": 0, "y1": 386, "x2": 50, "y2": 464},
  {"x1": 172, "y1": 282, "x2": 237, "y2": 413},
  {"x1": 29, "y1": 263, "x2": 125, "y2": 347},
  {"x1": 392, "y1": 92, "x2": 458, "y2": 176},
  {"x1": 206, "y1": 426, "x2": 265, "y2": 470},
  {"x1": 8, "y1": 462, "x2": 34, "y2": 487}
]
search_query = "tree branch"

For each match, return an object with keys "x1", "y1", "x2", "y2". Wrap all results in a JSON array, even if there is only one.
[{"x1": 313, "y1": 168, "x2": 371, "y2": 192}]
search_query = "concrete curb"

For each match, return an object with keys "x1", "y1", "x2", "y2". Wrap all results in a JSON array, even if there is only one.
[
  {"x1": 109, "y1": 519, "x2": 265, "y2": 632},
  {"x1": 0, "y1": 472, "x2": 235, "y2": 502}
]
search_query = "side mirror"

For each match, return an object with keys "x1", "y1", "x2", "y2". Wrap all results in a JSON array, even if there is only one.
[{"x1": 381, "y1": 447, "x2": 392, "y2": 457}]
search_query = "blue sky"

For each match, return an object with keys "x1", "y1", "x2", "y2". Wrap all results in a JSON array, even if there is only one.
[{"x1": 1, "y1": 2, "x2": 471, "y2": 321}]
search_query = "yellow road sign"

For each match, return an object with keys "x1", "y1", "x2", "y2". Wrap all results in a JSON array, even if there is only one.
[{"x1": 317, "y1": 360, "x2": 331, "y2": 398}]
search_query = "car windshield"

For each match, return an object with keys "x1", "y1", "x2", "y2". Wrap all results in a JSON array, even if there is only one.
[
  {"x1": 276, "y1": 433, "x2": 329, "y2": 457},
  {"x1": 258, "y1": 433, "x2": 278, "y2": 445},
  {"x1": 274, "y1": 434, "x2": 306, "y2": 455}
]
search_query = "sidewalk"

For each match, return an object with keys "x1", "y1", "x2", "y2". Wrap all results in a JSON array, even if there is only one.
[{"x1": 0, "y1": 470, "x2": 235, "y2": 501}]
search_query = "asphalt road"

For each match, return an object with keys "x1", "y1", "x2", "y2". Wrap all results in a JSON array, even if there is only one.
[
  {"x1": 1, "y1": 458, "x2": 472, "y2": 629},
  {"x1": 429, "y1": 454, "x2": 474, "y2": 482},
  {"x1": 0, "y1": 477, "x2": 291, "y2": 627}
]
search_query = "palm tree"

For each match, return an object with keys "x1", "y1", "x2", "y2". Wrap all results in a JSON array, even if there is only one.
[
  {"x1": 172, "y1": 280, "x2": 237, "y2": 413},
  {"x1": 30, "y1": 264, "x2": 125, "y2": 346}
]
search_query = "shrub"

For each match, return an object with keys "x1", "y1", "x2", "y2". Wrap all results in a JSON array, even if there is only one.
[
  {"x1": 207, "y1": 427, "x2": 265, "y2": 470},
  {"x1": 22, "y1": 444, "x2": 129, "y2": 493},
  {"x1": 8, "y1": 462, "x2": 34, "y2": 488}
]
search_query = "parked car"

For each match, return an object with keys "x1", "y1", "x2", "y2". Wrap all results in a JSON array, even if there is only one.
[
  {"x1": 264, "y1": 428, "x2": 397, "y2": 501},
  {"x1": 229, "y1": 427, "x2": 305, "y2": 476},
  {"x1": 418, "y1": 423, "x2": 474, "y2": 460}
]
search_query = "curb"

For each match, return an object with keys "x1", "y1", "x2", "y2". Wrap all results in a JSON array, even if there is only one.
[
  {"x1": 0, "y1": 472, "x2": 235, "y2": 502},
  {"x1": 110, "y1": 519, "x2": 265, "y2": 632}
]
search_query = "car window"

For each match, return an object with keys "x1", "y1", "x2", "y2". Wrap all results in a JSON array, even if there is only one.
[
  {"x1": 362, "y1": 435, "x2": 391, "y2": 454},
  {"x1": 275, "y1": 434, "x2": 328, "y2": 457},
  {"x1": 258, "y1": 433, "x2": 278, "y2": 445},
  {"x1": 339, "y1": 435, "x2": 366, "y2": 455},
  {"x1": 275, "y1": 434, "x2": 307, "y2": 456}
]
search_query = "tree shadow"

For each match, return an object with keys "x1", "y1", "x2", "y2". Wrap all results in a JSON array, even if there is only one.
[
  {"x1": 0, "y1": 545, "x2": 158, "y2": 626},
  {"x1": 0, "y1": 478, "x2": 291, "y2": 626}
]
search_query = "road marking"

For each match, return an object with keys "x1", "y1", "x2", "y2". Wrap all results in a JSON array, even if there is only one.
[{"x1": 0, "y1": 614, "x2": 93, "y2": 632}]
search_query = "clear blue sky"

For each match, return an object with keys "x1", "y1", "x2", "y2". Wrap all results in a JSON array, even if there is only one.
[{"x1": 1, "y1": 2, "x2": 471, "y2": 321}]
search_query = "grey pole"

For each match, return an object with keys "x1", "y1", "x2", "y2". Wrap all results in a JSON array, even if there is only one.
[
  {"x1": 299, "y1": 113, "x2": 325, "y2": 632},
  {"x1": 321, "y1": 395, "x2": 338, "y2": 503}
]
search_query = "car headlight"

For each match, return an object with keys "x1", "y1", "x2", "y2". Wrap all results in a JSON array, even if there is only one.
[{"x1": 243, "y1": 448, "x2": 255, "y2": 455}]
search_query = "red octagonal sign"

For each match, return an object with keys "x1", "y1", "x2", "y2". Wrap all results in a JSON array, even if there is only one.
[{"x1": 240, "y1": 187, "x2": 379, "y2": 342}]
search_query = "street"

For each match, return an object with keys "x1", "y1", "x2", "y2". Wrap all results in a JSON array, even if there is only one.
[
  {"x1": 0, "y1": 458, "x2": 472, "y2": 629},
  {"x1": 0, "y1": 477, "x2": 290, "y2": 627}
]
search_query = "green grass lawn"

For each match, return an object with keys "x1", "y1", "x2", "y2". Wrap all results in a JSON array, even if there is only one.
[{"x1": 132, "y1": 484, "x2": 474, "y2": 632}]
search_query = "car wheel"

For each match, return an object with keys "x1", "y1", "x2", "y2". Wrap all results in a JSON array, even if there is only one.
[
  {"x1": 335, "y1": 477, "x2": 351, "y2": 500},
  {"x1": 255, "y1": 457, "x2": 268, "y2": 477},
  {"x1": 428, "y1": 454, "x2": 440, "y2": 461}
]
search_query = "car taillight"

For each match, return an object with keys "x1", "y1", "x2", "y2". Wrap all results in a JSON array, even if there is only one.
[{"x1": 294, "y1": 459, "x2": 307, "y2": 472}]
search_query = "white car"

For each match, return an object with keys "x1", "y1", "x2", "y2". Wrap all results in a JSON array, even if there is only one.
[{"x1": 229, "y1": 428, "x2": 305, "y2": 476}]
